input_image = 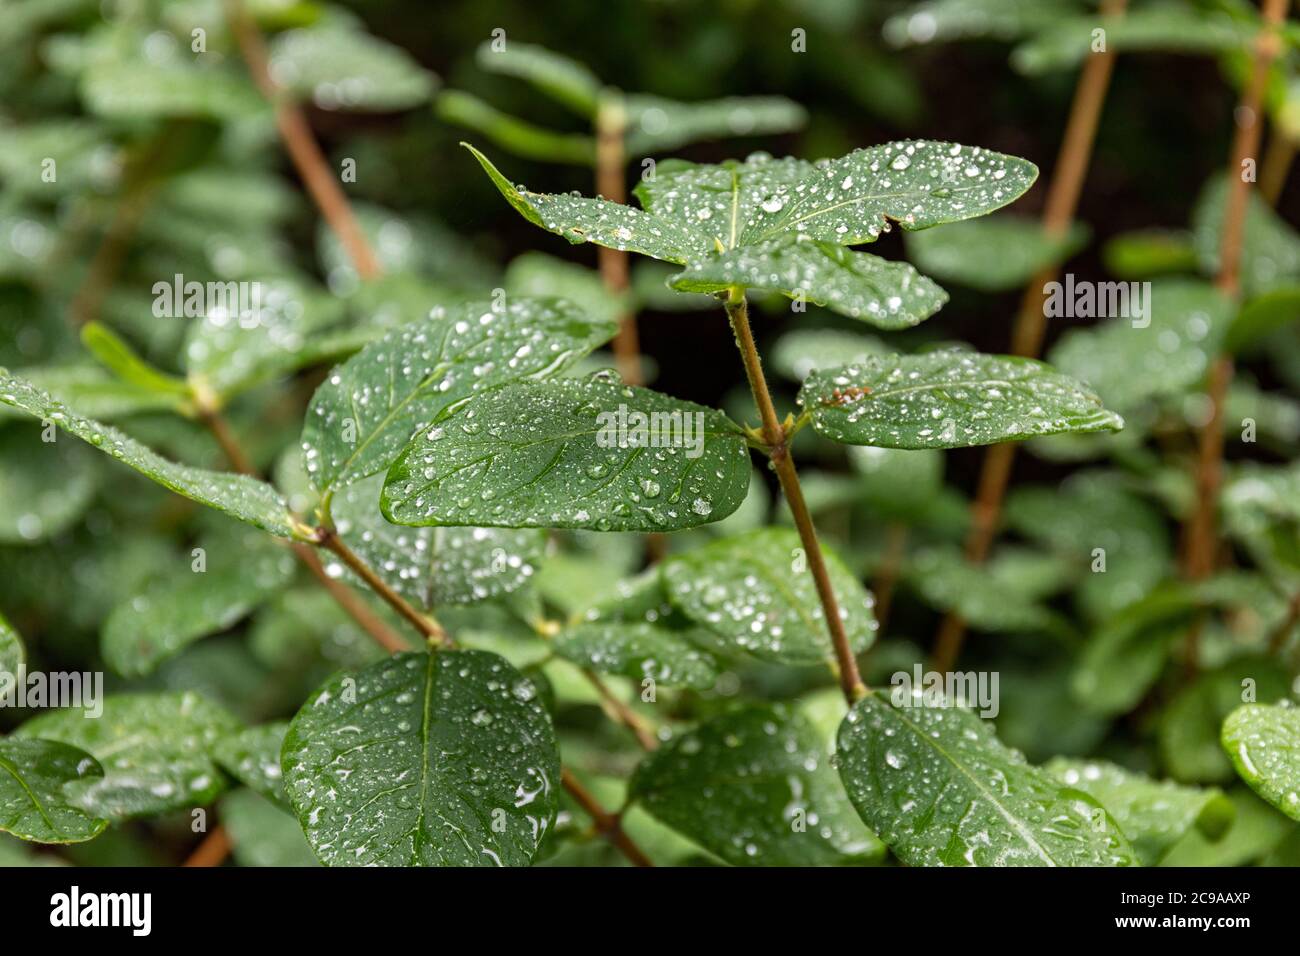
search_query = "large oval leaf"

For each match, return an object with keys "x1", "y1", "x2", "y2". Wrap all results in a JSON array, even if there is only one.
[
  {"x1": 16, "y1": 692, "x2": 239, "y2": 820},
  {"x1": 281, "y1": 650, "x2": 560, "y2": 867},
  {"x1": 213, "y1": 722, "x2": 290, "y2": 806},
  {"x1": 0, "y1": 370, "x2": 295, "y2": 537},
  {"x1": 0, "y1": 738, "x2": 108, "y2": 844},
  {"x1": 630, "y1": 705, "x2": 884, "y2": 865},
  {"x1": 382, "y1": 378, "x2": 751, "y2": 532},
  {"x1": 301, "y1": 296, "x2": 615, "y2": 492},
  {"x1": 905, "y1": 215, "x2": 1088, "y2": 292},
  {"x1": 661, "y1": 527, "x2": 877, "y2": 665},
  {"x1": 837, "y1": 693, "x2": 1137, "y2": 866},
  {"x1": 799, "y1": 351, "x2": 1123, "y2": 449},
  {"x1": 1222, "y1": 703, "x2": 1300, "y2": 822}
]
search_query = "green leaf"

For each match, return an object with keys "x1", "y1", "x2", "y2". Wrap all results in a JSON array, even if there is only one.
[
  {"x1": 1102, "y1": 228, "x2": 1198, "y2": 279},
  {"x1": 504, "y1": 252, "x2": 628, "y2": 328},
  {"x1": 1193, "y1": 174, "x2": 1300, "y2": 297},
  {"x1": 741, "y1": 141, "x2": 1038, "y2": 246},
  {"x1": 282, "y1": 650, "x2": 560, "y2": 866},
  {"x1": 837, "y1": 693, "x2": 1138, "y2": 866},
  {"x1": 1012, "y1": 5, "x2": 1255, "y2": 75},
  {"x1": 770, "y1": 329, "x2": 889, "y2": 382},
  {"x1": 906, "y1": 547, "x2": 1059, "y2": 633},
  {"x1": 884, "y1": 0, "x2": 1085, "y2": 48},
  {"x1": 0, "y1": 612, "x2": 22, "y2": 677},
  {"x1": 213, "y1": 722, "x2": 289, "y2": 805},
  {"x1": 220, "y1": 789, "x2": 318, "y2": 867},
  {"x1": 301, "y1": 296, "x2": 615, "y2": 493},
  {"x1": 554, "y1": 622, "x2": 720, "y2": 690},
  {"x1": 267, "y1": 26, "x2": 437, "y2": 111},
  {"x1": 669, "y1": 236, "x2": 948, "y2": 329},
  {"x1": 474, "y1": 41, "x2": 602, "y2": 117},
  {"x1": 630, "y1": 704, "x2": 884, "y2": 865},
  {"x1": 847, "y1": 445, "x2": 945, "y2": 519},
  {"x1": 436, "y1": 91, "x2": 595, "y2": 165},
  {"x1": 0, "y1": 739, "x2": 108, "y2": 844},
  {"x1": 465, "y1": 144, "x2": 706, "y2": 263},
  {"x1": 0, "y1": 365, "x2": 184, "y2": 422},
  {"x1": 1045, "y1": 758, "x2": 1234, "y2": 865},
  {"x1": 82, "y1": 61, "x2": 264, "y2": 121},
  {"x1": 799, "y1": 351, "x2": 1123, "y2": 449},
  {"x1": 1226, "y1": 285, "x2": 1300, "y2": 354},
  {"x1": 622, "y1": 94, "x2": 806, "y2": 156},
  {"x1": 0, "y1": 425, "x2": 100, "y2": 544},
  {"x1": 102, "y1": 527, "x2": 296, "y2": 677},
  {"x1": 1160, "y1": 786, "x2": 1296, "y2": 866},
  {"x1": 382, "y1": 377, "x2": 751, "y2": 532},
  {"x1": 904, "y1": 215, "x2": 1087, "y2": 292},
  {"x1": 333, "y1": 473, "x2": 546, "y2": 607},
  {"x1": 661, "y1": 528, "x2": 876, "y2": 665},
  {"x1": 1047, "y1": 279, "x2": 1233, "y2": 417},
  {"x1": 16, "y1": 692, "x2": 240, "y2": 821},
  {"x1": 81, "y1": 322, "x2": 190, "y2": 397},
  {"x1": 1222, "y1": 704, "x2": 1300, "y2": 822},
  {"x1": 0, "y1": 369, "x2": 295, "y2": 537}
]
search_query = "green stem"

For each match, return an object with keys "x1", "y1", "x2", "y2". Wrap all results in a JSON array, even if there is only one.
[{"x1": 724, "y1": 289, "x2": 866, "y2": 704}]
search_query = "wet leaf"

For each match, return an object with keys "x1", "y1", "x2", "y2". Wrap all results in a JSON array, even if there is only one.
[
  {"x1": 213, "y1": 722, "x2": 290, "y2": 806},
  {"x1": 1045, "y1": 758, "x2": 1234, "y2": 865},
  {"x1": 837, "y1": 693, "x2": 1138, "y2": 866},
  {"x1": 661, "y1": 527, "x2": 877, "y2": 665},
  {"x1": 16, "y1": 692, "x2": 239, "y2": 821},
  {"x1": 0, "y1": 425, "x2": 100, "y2": 544},
  {"x1": 220, "y1": 789, "x2": 318, "y2": 867},
  {"x1": 1193, "y1": 175, "x2": 1300, "y2": 297},
  {"x1": 906, "y1": 546, "x2": 1059, "y2": 633},
  {"x1": 0, "y1": 612, "x2": 22, "y2": 676},
  {"x1": 281, "y1": 650, "x2": 560, "y2": 867},
  {"x1": 0, "y1": 369, "x2": 296, "y2": 537},
  {"x1": 474, "y1": 41, "x2": 602, "y2": 116},
  {"x1": 630, "y1": 704, "x2": 884, "y2": 865},
  {"x1": 436, "y1": 91, "x2": 595, "y2": 165},
  {"x1": 268, "y1": 26, "x2": 437, "y2": 111},
  {"x1": 623, "y1": 94, "x2": 806, "y2": 156},
  {"x1": 799, "y1": 351, "x2": 1123, "y2": 449},
  {"x1": 382, "y1": 378, "x2": 751, "y2": 533},
  {"x1": 0, "y1": 739, "x2": 108, "y2": 844},
  {"x1": 1221, "y1": 703, "x2": 1300, "y2": 822},
  {"x1": 884, "y1": 0, "x2": 1084, "y2": 48},
  {"x1": 554, "y1": 622, "x2": 720, "y2": 690},
  {"x1": 301, "y1": 296, "x2": 615, "y2": 492},
  {"x1": 904, "y1": 215, "x2": 1087, "y2": 291},
  {"x1": 770, "y1": 329, "x2": 888, "y2": 382}
]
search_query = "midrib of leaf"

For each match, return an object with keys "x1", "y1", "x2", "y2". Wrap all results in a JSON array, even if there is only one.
[
  {"x1": 877, "y1": 700, "x2": 1059, "y2": 866},
  {"x1": 728, "y1": 168, "x2": 741, "y2": 249},
  {"x1": 413, "y1": 651, "x2": 435, "y2": 862},
  {"x1": 762, "y1": 181, "x2": 1009, "y2": 243},
  {"x1": 0, "y1": 751, "x2": 59, "y2": 834},
  {"x1": 857, "y1": 377, "x2": 1019, "y2": 403}
]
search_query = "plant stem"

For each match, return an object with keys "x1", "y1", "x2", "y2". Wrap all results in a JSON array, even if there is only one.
[
  {"x1": 1183, "y1": 0, "x2": 1289, "y2": 612},
  {"x1": 292, "y1": 542, "x2": 411, "y2": 654},
  {"x1": 595, "y1": 97, "x2": 642, "y2": 386},
  {"x1": 223, "y1": 0, "x2": 381, "y2": 280},
  {"x1": 725, "y1": 290, "x2": 866, "y2": 703},
  {"x1": 1259, "y1": 130, "x2": 1296, "y2": 205},
  {"x1": 1268, "y1": 590, "x2": 1300, "y2": 656},
  {"x1": 561, "y1": 767, "x2": 654, "y2": 867},
  {"x1": 182, "y1": 824, "x2": 231, "y2": 867},
  {"x1": 582, "y1": 670, "x2": 660, "y2": 751},
  {"x1": 932, "y1": 0, "x2": 1126, "y2": 674}
]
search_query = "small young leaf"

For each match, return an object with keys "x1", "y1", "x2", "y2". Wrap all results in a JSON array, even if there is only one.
[
  {"x1": 669, "y1": 236, "x2": 948, "y2": 329},
  {"x1": 474, "y1": 41, "x2": 603, "y2": 117},
  {"x1": 1045, "y1": 758, "x2": 1234, "y2": 865},
  {"x1": 0, "y1": 370, "x2": 296, "y2": 537},
  {"x1": 436, "y1": 91, "x2": 595, "y2": 165},
  {"x1": 661, "y1": 527, "x2": 877, "y2": 665},
  {"x1": 1221, "y1": 703, "x2": 1300, "y2": 821},
  {"x1": 213, "y1": 722, "x2": 289, "y2": 806},
  {"x1": 301, "y1": 296, "x2": 616, "y2": 492},
  {"x1": 630, "y1": 705, "x2": 885, "y2": 865},
  {"x1": 837, "y1": 693, "x2": 1138, "y2": 866},
  {"x1": 554, "y1": 622, "x2": 720, "y2": 690},
  {"x1": 16, "y1": 692, "x2": 240, "y2": 821},
  {"x1": 382, "y1": 378, "x2": 751, "y2": 532},
  {"x1": 81, "y1": 322, "x2": 190, "y2": 397},
  {"x1": 799, "y1": 351, "x2": 1123, "y2": 449},
  {"x1": 333, "y1": 473, "x2": 545, "y2": 607},
  {"x1": 0, "y1": 739, "x2": 108, "y2": 844},
  {"x1": 904, "y1": 215, "x2": 1088, "y2": 292},
  {"x1": 282, "y1": 651, "x2": 560, "y2": 867}
]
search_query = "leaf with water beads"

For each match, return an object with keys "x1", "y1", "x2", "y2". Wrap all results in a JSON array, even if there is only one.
[
  {"x1": 213, "y1": 722, "x2": 290, "y2": 806},
  {"x1": 332, "y1": 472, "x2": 546, "y2": 608},
  {"x1": 670, "y1": 236, "x2": 948, "y2": 330},
  {"x1": 904, "y1": 215, "x2": 1088, "y2": 292},
  {"x1": 554, "y1": 622, "x2": 720, "y2": 690},
  {"x1": 660, "y1": 527, "x2": 877, "y2": 666},
  {"x1": 16, "y1": 692, "x2": 240, "y2": 821},
  {"x1": 0, "y1": 612, "x2": 22, "y2": 677},
  {"x1": 382, "y1": 376, "x2": 751, "y2": 533},
  {"x1": 0, "y1": 369, "x2": 296, "y2": 538},
  {"x1": 281, "y1": 650, "x2": 560, "y2": 867},
  {"x1": 836, "y1": 693, "x2": 1139, "y2": 867},
  {"x1": 1222, "y1": 703, "x2": 1300, "y2": 822},
  {"x1": 629, "y1": 705, "x2": 885, "y2": 865},
  {"x1": 267, "y1": 25, "x2": 437, "y2": 112},
  {"x1": 0, "y1": 739, "x2": 108, "y2": 844},
  {"x1": 623, "y1": 95, "x2": 807, "y2": 156},
  {"x1": 799, "y1": 351, "x2": 1123, "y2": 449},
  {"x1": 465, "y1": 144, "x2": 707, "y2": 263},
  {"x1": 300, "y1": 296, "x2": 616, "y2": 493}
]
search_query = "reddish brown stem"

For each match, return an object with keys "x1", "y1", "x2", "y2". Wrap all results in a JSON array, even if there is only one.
[
  {"x1": 726, "y1": 292, "x2": 865, "y2": 703},
  {"x1": 561, "y1": 768, "x2": 653, "y2": 867},
  {"x1": 582, "y1": 670, "x2": 659, "y2": 751},
  {"x1": 182, "y1": 825, "x2": 231, "y2": 867},
  {"x1": 1259, "y1": 131, "x2": 1296, "y2": 205},
  {"x1": 932, "y1": 0, "x2": 1126, "y2": 673},
  {"x1": 595, "y1": 99, "x2": 641, "y2": 387},
  {"x1": 224, "y1": 0, "x2": 381, "y2": 280}
]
